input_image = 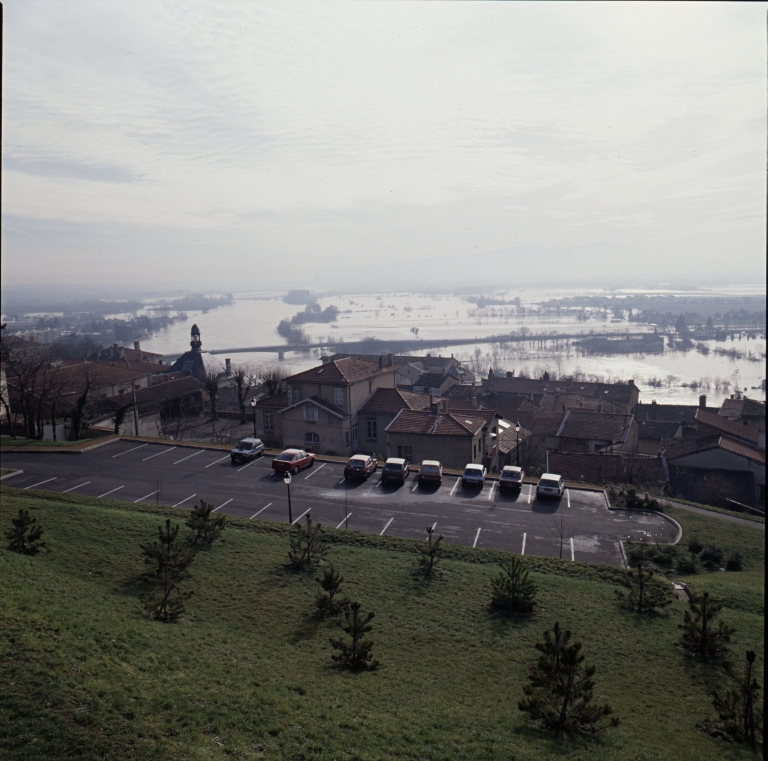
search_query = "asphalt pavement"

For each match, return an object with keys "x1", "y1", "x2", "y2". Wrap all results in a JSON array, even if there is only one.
[{"x1": 1, "y1": 441, "x2": 681, "y2": 566}]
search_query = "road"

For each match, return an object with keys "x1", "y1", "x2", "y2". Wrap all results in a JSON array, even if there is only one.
[{"x1": 0, "y1": 442, "x2": 680, "y2": 566}]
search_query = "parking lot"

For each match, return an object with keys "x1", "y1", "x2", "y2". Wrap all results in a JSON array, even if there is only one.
[{"x1": 1, "y1": 441, "x2": 681, "y2": 566}]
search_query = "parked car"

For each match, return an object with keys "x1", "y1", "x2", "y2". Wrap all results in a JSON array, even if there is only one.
[
  {"x1": 461, "y1": 463, "x2": 486, "y2": 489},
  {"x1": 536, "y1": 473, "x2": 565, "y2": 499},
  {"x1": 381, "y1": 457, "x2": 409, "y2": 485},
  {"x1": 418, "y1": 460, "x2": 443, "y2": 486},
  {"x1": 344, "y1": 454, "x2": 377, "y2": 480},
  {"x1": 230, "y1": 437, "x2": 265, "y2": 464},
  {"x1": 272, "y1": 448, "x2": 316, "y2": 475},
  {"x1": 499, "y1": 465, "x2": 524, "y2": 492}
]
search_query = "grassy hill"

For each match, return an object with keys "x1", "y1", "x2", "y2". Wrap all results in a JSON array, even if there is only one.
[{"x1": 1, "y1": 487, "x2": 763, "y2": 761}]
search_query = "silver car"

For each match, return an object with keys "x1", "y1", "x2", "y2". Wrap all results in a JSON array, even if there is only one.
[
  {"x1": 230, "y1": 437, "x2": 265, "y2": 463},
  {"x1": 536, "y1": 473, "x2": 565, "y2": 500},
  {"x1": 461, "y1": 463, "x2": 487, "y2": 489}
]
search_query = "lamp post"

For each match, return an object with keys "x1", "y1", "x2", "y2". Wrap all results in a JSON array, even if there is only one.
[
  {"x1": 250, "y1": 397, "x2": 257, "y2": 437},
  {"x1": 515, "y1": 422, "x2": 521, "y2": 467},
  {"x1": 283, "y1": 472, "x2": 293, "y2": 524}
]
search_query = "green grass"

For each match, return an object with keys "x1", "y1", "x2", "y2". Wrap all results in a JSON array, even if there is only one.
[{"x1": 1, "y1": 488, "x2": 763, "y2": 761}]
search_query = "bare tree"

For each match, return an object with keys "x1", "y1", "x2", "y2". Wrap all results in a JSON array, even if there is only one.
[
  {"x1": 203, "y1": 371, "x2": 220, "y2": 421},
  {"x1": 260, "y1": 365, "x2": 288, "y2": 397},
  {"x1": 231, "y1": 363, "x2": 258, "y2": 423}
]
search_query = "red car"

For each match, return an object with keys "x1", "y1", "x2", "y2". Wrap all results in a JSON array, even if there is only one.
[{"x1": 272, "y1": 448, "x2": 316, "y2": 475}]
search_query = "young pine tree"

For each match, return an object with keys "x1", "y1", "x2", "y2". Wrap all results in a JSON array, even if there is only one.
[
  {"x1": 706, "y1": 650, "x2": 763, "y2": 748},
  {"x1": 5, "y1": 509, "x2": 47, "y2": 555},
  {"x1": 288, "y1": 513, "x2": 328, "y2": 569},
  {"x1": 141, "y1": 519, "x2": 195, "y2": 622},
  {"x1": 518, "y1": 622, "x2": 619, "y2": 736},
  {"x1": 186, "y1": 499, "x2": 227, "y2": 545},
  {"x1": 679, "y1": 591, "x2": 734, "y2": 662},
  {"x1": 417, "y1": 525, "x2": 444, "y2": 577},
  {"x1": 614, "y1": 563, "x2": 671, "y2": 614},
  {"x1": 315, "y1": 565, "x2": 349, "y2": 617},
  {"x1": 491, "y1": 557, "x2": 537, "y2": 614},
  {"x1": 329, "y1": 602, "x2": 379, "y2": 671}
]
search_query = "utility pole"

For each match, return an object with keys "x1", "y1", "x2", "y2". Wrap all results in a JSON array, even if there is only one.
[
  {"x1": 283, "y1": 472, "x2": 293, "y2": 524},
  {"x1": 131, "y1": 379, "x2": 139, "y2": 436}
]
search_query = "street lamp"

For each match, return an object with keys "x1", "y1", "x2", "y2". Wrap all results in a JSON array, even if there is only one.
[
  {"x1": 283, "y1": 472, "x2": 293, "y2": 524},
  {"x1": 250, "y1": 397, "x2": 257, "y2": 438},
  {"x1": 515, "y1": 422, "x2": 521, "y2": 467}
]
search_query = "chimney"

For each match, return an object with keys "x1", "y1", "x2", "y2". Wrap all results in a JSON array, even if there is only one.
[
  {"x1": 440, "y1": 399, "x2": 448, "y2": 413},
  {"x1": 628, "y1": 379, "x2": 634, "y2": 387},
  {"x1": 429, "y1": 392, "x2": 438, "y2": 415},
  {"x1": 388, "y1": 353, "x2": 394, "y2": 366},
  {"x1": 488, "y1": 368, "x2": 494, "y2": 380},
  {"x1": 134, "y1": 341, "x2": 141, "y2": 351},
  {"x1": 471, "y1": 387, "x2": 478, "y2": 408},
  {"x1": 320, "y1": 355, "x2": 331, "y2": 364},
  {"x1": 698, "y1": 394, "x2": 706, "y2": 409},
  {"x1": 225, "y1": 358, "x2": 232, "y2": 376},
  {"x1": 378, "y1": 356, "x2": 384, "y2": 369},
  {"x1": 506, "y1": 371, "x2": 513, "y2": 378}
]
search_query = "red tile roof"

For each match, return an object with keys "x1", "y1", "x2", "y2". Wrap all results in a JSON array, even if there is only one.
[
  {"x1": 385, "y1": 409, "x2": 486, "y2": 437},
  {"x1": 556, "y1": 411, "x2": 633, "y2": 442},
  {"x1": 664, "y1": 434, "x2": 765, "y2": 465},
  {"x1": 358, "y1": 388, "x2": 436, "y2": 415},
  {"x1": 695, "y1": 408, "x2": 760, "y2": 445},
  {"x1": 286, "y1": 357, "x2": 395, "y2": 385},
  {"x1": 546, "y1": 451, "x2": 668, "y2": 485}
]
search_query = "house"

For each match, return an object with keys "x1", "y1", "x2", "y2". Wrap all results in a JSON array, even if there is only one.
[
  {"x1": 548, "y1": 410, "x2": 637, "y2": 454},
  {"x1": 635, "y1": 396, "x2": 718, "y2": 435},
  {"x1": 412, "y1": 372, "x2": 457, "y2": 397},
  {"x1": 718, "y1": 396, "x2": 766, "y2": 430},
  {"x1": 694, "y1": 408, "x2": 762, "y2": 447},
  {"x1": 254, "y1": 391, "x2": 289, "y2": 448},
  {"x1": 546, "y1": 451, "x2": 668, "y2": 489},
  {"x1": 637, "y1": 420, "x2": 684, "y2": 456},
  {"x1": 164, "y1": 325, "x2": 227, "y2": 381},
  {"x1": 663, "y1": 433, "x2": 765, "y2": 507},
  {"x1": 275, "y1": 357, "x2": 397, "y2": 455},
  {"x1": 385, "y1": 402, "x2": 489, "y2": 470},
  {"x1": 93, "y1": 340, "x2": 165, "y2": 365}
]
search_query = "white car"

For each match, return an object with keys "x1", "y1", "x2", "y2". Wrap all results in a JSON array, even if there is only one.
[
  {"x1": 461, "y1": 463, "x2": 487, "y2": 489},
  {"x1": 230, "y1": 437, "x2": 265, "y2": 463},
  {"x1": 536, "y1": 473, "x2": 565, "y2": 500}
]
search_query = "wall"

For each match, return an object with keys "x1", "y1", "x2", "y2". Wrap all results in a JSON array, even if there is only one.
[
  {"x1": 280, "y1": 404, "x2": 351, "y2": 456},
  {"x1": 384, "y1": 431, "x2": 481, "y2": 470},
  {"x1": 672, "y1": 448, "x2": 765, "y2": 503}
]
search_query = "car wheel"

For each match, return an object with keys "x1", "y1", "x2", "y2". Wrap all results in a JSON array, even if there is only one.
[{"x1": 292, "y1": 466, "x2": 299, "y2": 475}]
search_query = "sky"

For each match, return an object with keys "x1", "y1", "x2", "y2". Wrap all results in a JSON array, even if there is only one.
[{"x1": 1, "y1": 1, "x2": 766, "y2": 293}]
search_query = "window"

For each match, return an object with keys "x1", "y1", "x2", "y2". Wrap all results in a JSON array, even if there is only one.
[
  {"x1": 264, "y1": 411, "x2": 273, "y2": 432},
  {"x1": 352, "y1": 423, "x2": 359, "y2": 442},
  {"x1": 334, "y1": 388, "x2": 344, "y2": 407},
  {"x1": 366, "y1": 417, "x2": 377, "y2": 439},
  {"x1": 345, "y1": 431, "x2": 350, "y2": 445},
  {"x1": 303, "y1": 405, "x2": 319, "y2": 422},
  {"x1": 289, "y1": 385, "x2": 301, "y2": 403},
  {"x1": 305, "y1": 432, "x2": 320, "y2": 445},
  {"x1": 397, "y1": 445, "x2": 413, "y2": 462}
]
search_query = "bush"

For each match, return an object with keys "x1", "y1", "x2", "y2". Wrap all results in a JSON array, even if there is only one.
[
  {"x1": 688, "y1": 536, "x2": 703, "y2": 556},
  {"x1": 676, "y1": 556, "x2": 699, "y2": 575},
  {"x1": 725, "y1": 550, "x2": 744, "y2": 572},
  {"x1": 700, "y1": 544, "x2": 724, "y2": 570}
]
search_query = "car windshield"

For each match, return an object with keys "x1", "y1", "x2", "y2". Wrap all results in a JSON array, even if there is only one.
[
  {"x1": 503, "y1": 470, "x2": 521, "y2": 479},
  {"x1": 464, "y1": 467, "x2": 482, "y2": 475},
  {"x1": 348, "y1": 460, "x2": 365, "y2": 468},
  {"x1": 237, "y1": 441, "x2": 252, "y2": 450},
  {"x1": 421, "y1": 465, "x2": 439, "y2": 474},
  {"x1": 539, "y1": 479, "x2": 559, "y2": 488},
  {"x1": 384, "y1": 463, "x2": 403, "y2": 471},
  {"x1": 276, "y1": 453, "x2": 295, "y2": 461}
]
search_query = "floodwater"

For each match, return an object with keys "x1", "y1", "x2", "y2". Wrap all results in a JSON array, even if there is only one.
[{"x1": 123, "y1": 287, "x2": 766, "y2": 408}]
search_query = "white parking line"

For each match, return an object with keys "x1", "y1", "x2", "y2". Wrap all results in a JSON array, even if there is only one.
[
  {"x1": 237, "y1": 460, "x2": 258, "y2": 472},
  {"x1": 249, "y1": 503, "x2": 272, "y2": 519},
  {"x1": 488, "y1": 482, "x2": 495, "y2": 500},
  {"x1": 62, "y1": 481, "x2": 90, "y2": 493},
  {"x1": 213, "y1": 498, "x2": 232, "y2": 512},
  {"x1": 292, "y1": 508, "x2": 311, "y2": 524},
  {"x1": 173, "y1": 450, "x2": 203, "y2": 465},
  {"x1": 336, "y1": 511, "x2": 354, "y2": 529},
  {"x1": 338, "y1": 477, "x2": 347, "y2": 485},
  {"x1": 570, "y1": 537, "x2": 575, "y2": 561},
  {"x1": 134, "y1": 490, "x2": 159, "y2": 503},
  {"x1": 205, "y1": 455, "x2": 231, "y2": 468},
  {"x1": 173, "y1": 493, "x2": 197, "y2": 507},
  {"x1": 98, "y1": 485, "x2": 124, "y2": 498},
  {"x1": 567, "y1": 489, "x2": 571, "y2": 508},
  {"x1": 374, "y1": 480, "x2": 382, "y2": 488},
  {"x1": 527, "y1": 485, "x2": 532, "y2": 504},
  {"x1": 24, "y1": 477, "x2": 57, "y2": 490},
  {"x1": 449, "y1": 478, "x2": 460, "y2": 496},
  {"x1": 411, "y1": 479, "x2": 419, "y2": 492},
  {"x1": 112, "y1": 444, "x2": 147, "y2": 458},
  {"x1": 473, "y1": 527, "x2": 481, "y2": 548},
  {"x1": 380, "y1": 517, "x2": 394, "y2": 535},
  {"x1": 429, "y1": 522, "x2": 437, "y2": 533},
  {"x1": 521, "y1": 532, "x2": 527, "y2": 555},
  {"x1": 304, "y1": 462, "x2": 327, "y2": 479},
  {"x1": 142, "y1": 446, "x2": 177, "y2": 462}
]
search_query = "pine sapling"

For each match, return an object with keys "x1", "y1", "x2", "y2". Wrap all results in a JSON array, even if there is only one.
[
  {"x1": 288, "y1": 513, "x2": 328, "y2": 569},
  {"x1": 491, "y1": 557, "x2": 537, "y2": 614},
  {"x1": 680, "y1": 591, "x2": 734, "y2": 662},
  {"x1": 417, "y1": 525, "x2": 444, "y2": 577},
  {"x1": 315, "y1": 565, "x2": 349, "y2": 616},
  {"x1": 329, "y1": 602, "x2": 379, "y2": 671},
  {"x1": 614, "y1": 563, "x2": 671, "y2": 614},
  {"x1": 5, "y1": 509, "x2": 47, "y2": 554},
  {"x1": 186, "y1": 499, "x2": 227, "y2": 545}
]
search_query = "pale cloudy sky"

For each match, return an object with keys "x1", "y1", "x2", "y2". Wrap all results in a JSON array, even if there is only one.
[{"x1": 1, "y1": 1, "x2": 765, "y2": 292}]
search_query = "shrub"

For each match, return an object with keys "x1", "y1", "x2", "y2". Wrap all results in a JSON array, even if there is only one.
[
  {"x1": 5, "y1": 509, "x2": 47, "y2": 555},
  {"x1": 700, "y1": 544, "x2": 724, "y2": 570},
  {"x1": 725, "y1": 550, "x2": 744, "y2": 572},
  {"x1": 491, "y1": 557, "x2": 537, "y2": 615},
  {"x1": 688, "y1": 536, "x2": 703, "y2": 556},
  {"x1": 329, "y1": 602, "x2": 379, "y2": 671}
]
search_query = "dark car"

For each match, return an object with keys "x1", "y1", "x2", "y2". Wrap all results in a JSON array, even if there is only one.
[
  {"x1": 417, "y1": 460, "x2": 443, "y2": 486},
  {"x1": 230, "y1": 437, "x2": 265, "y2": 463},
  {"x1": 381, "y1": 457, "x2": 409, "y2": 485},
  {"x1": 344, "y1": 454, "x2": 378, "y2": 480},
  {"x1": 499, "y1": 465, "x2": 525, "y2": 492},
  {"x1": 272, "y1": 448, "x2": 316, "y2": 475}
]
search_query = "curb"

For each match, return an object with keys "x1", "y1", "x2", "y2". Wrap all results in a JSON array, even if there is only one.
[
  {"x1": 608, "y1": 507, "x2": 683, "y2": 545},
  {"x1": 0, "y1": 469, "x2": 23, "y2": 481}
]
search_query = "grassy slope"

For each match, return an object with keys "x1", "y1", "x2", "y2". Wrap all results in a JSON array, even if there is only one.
[{"x1": 1, "y1": 489, "x2": 763, "y2": 761}]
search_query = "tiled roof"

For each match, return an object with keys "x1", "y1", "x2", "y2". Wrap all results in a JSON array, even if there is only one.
[
  {"x1": 742, "y1": 398, "x2": 766, "y2": 418},
  {"x1": 719, "y1": 397, "x2": 766, "y2": 420},
  {"x1": 414, "y1": 372, "x2": 449, "y2": 387},
  {"x1": 538, "y1": 392, "x2": 604, "y2": 414},
  {"x1": 385, "y1": 409, "x2": 486, "y2": 437},
  {"x1": 327, "y1": 353, "x2": 457, "y2": 370},
  {"x1": 255, "y1": 391, "x2": 289, "y2": 409},
  {"x1": 717, "y1": 436, "x2": 766, "y2": 464},
  {"x1": 695, "y1": 409, "x2": 760, "y2": 445},
  {"x1": 93, "y1": 358, "x2": 169, "y2": 376},
  {"x1": 359, "y1": 388, "x2": 435, "y2": 415},
  {"x1": 668, "y1": 465, "x2": 757, "y2": 510},
  {"x1": 442, "y1": 384, "x2": 477, "y2": 402},
  {"x1": 635, "y1": 402, "x2": 717, "y2": 424},
  {"x1": 546, "y1": 451, "x2": 668, "y2": 485},
  {"x1": 663, "y1": 434, "x2": 765, "y2": 465},
  {"x1": 526, "y1": 412, "x2": 567, "y2": 436},
  {"x1": 556, "y1": 411, "x2": 632, "y2": 442},
  {"x1": 483, "y1": 375, "x2": 637, "y2": 404},
  {"x1": 497, "y1": 426, "x2": 532, "y2": 455},
  {"x1": 638, "y1": 420, "x2": 683, "y2": 440},
  {"x1": 286, "y1": 358, "x2": 394, "y2": 385},
  {"x1": 101, "y1": 376, "x2": 204, "y2": 409}
]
